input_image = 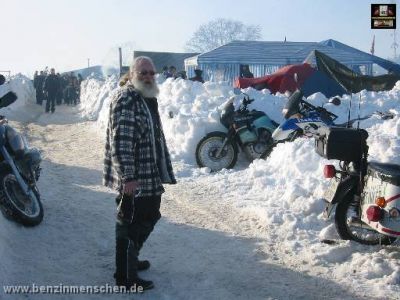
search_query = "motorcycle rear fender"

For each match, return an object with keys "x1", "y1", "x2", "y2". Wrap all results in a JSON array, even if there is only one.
[{"x1": 331, "y1": 175, "x2": 358, "y2": 205}]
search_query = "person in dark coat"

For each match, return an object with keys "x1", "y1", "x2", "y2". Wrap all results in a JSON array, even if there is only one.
[
  {"x1": 103, "y1": 56, "x2": 176, "y2": 291},
  {"x1": 168, "y1": 66, "x2": 177, "y2": 78},
  {"x1": 33, "y1": 71, "x2": 39, "y2": 104},
  {"x1": 240, "y1": 64, "x2": 254, "y2": 78},
  {"x1": 43, "y1": 68, "x2": 60, "y2": 113},
  {"x1": 55, "y1": 73, "x2": 63, "y2": 105},
  {"x1": 189, "y1": 69, "x2": 204, "y2": 83},
  {"x1": 34, "y1": 71, "x2": 46, "y2": 105}
]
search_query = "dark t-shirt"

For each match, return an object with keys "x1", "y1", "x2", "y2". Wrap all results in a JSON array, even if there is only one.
[{"x1": 143, "y1": 97, "x2": 163, "y2": 173}]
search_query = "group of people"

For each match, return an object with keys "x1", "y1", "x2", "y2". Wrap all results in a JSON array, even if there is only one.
[
  {"x1": 162, "y1": 65, "x2": 204, "y2": 83},
  {"x1": 33, "y1": 68, "x2": 82, "y2": 113}
]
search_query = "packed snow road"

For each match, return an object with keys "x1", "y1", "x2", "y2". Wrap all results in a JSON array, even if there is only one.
[{"x1": 0, "y1": 105, "x2": 393, "y2": 299}]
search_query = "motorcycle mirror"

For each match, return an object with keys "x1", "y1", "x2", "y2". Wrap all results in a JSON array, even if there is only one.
[
  {"x1": 283, "y1": 89, "x2": 303, "y2": 119},
  {"x1": 233, "y1": 88, "x2": 241, "y2": 95},
  {"x1": 0, "y1": 92, "x2": 17, "y2": 108},
  {"x1": 329, "y1": 97, "x2": 341, "y2": 106}
]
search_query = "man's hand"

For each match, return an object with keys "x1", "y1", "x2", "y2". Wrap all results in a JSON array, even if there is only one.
[{"x1": 123, "y1": 180, "x2": 139, "y2": 195}]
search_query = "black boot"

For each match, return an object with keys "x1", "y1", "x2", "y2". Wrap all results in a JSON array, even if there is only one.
[
  {"x1": 114, "y1": 273, "x2": 127, "y2": 287},
  {"x1": 128, "y1": 276, "x2": 154, "y2": 290},
  {"x1": 138, "y1": 260, "x2": 150, "y2": 271}
]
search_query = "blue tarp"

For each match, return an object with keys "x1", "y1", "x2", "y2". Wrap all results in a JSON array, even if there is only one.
[{"x1": 301, "y1": 70, "x2": 347, "y2": 98}]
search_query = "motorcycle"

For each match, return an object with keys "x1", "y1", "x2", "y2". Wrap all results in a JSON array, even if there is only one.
[
  {"x1": 260, "y1": 90, "x2": 342, "y2": 158},
  {"x1": 0, "y1": 81, "x2": 43, "y2": 226},
  {"x1": 315, "y1": 126, "x2": 400, "y2": 245},
  {"x1": 195, "y1": 92, "x2": 278, "y2": 171},
  {"x1": 260, "y1": 90, "x2": 392, "y2": 158}
]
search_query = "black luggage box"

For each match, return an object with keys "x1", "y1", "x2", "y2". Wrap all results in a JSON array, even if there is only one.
[{"x1": 315, "y1": 127, "x2": 368, "y2": 162}]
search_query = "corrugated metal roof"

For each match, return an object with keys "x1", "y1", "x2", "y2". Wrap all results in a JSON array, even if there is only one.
[
  {"x1": 196, "y1": 41, "x2": 315, "y2": 64},
  {"x1": 187, "y1": 39, "x2": 393, "y2": 66},
  {"x1": 319, "y1": 39, "x2": 400, "y2": 72},
  {"x1": 133, "y1": 51, "x2": 199, "y2": 72}
]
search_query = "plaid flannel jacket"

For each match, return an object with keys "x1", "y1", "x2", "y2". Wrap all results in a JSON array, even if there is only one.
[{"x1": 103, "y1": 84, "x2": 176, "y2": 196}]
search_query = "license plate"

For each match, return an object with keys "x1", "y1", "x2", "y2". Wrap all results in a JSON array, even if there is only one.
[{"x1": 323, "y1": 179, "x2": 339, "y2": 202}]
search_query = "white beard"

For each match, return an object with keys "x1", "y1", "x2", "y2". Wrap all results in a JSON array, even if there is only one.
[{"x1": 131, "y1": 77, "x2": 159, "y2": 98}]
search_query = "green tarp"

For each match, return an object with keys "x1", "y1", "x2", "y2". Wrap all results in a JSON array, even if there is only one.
[{"x1": 314, "y1": 50, "x2": 400, "y2": 93}]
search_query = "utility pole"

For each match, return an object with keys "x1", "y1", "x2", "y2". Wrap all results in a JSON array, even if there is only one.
[
  {"x1": 87, "y1": 58, "x2": 90, "y2": 68},
  {"x1": 119, "y1": 47, "x2": 123, "y2": 76},
  {"x1": 391, "y1": 30, "x2": 398, "y2": 60},
  {"x1": 390, "y1": 0, "x2": 398, "y2": 61}
]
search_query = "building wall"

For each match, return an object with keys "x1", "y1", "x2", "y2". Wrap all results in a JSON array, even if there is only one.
[{"x1": 186, "y1": 62, "x2": 373, "y2": 84}]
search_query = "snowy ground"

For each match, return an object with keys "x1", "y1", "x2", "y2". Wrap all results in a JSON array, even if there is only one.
[{"x1": 0, "y1": 75, "x2": 399, "y2": 299}]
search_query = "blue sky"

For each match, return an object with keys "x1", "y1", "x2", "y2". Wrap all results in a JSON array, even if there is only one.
[{"x1": 1, "y1": 0, "x2": 398, "y2": 77}]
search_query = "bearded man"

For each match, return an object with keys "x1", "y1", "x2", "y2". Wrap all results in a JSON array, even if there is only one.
[{"x1": 103, "y1": 56, "x2": 176, "y2": 291}]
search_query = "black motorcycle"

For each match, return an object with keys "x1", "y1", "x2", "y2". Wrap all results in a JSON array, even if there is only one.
[
  {"x1": 195, "y1": 92, "x2": 278, "y2": 172},
  {"x1": 0, "y1": 81, "x2": 43, "y2": 226},
  {"x1": 315, "y1": 127, "x2": 400, "y2": 245}
]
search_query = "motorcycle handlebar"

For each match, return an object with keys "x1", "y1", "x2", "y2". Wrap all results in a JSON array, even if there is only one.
[
  {"x1": 0, "y1": 75, "x2": 17, "y2": 108},
  {"x1": 301, "y1": 100, "x2": 338, "y2": 121}
]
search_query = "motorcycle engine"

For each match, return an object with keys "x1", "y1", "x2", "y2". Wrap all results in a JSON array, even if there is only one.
[{"x1": 243, "y1": 130, "x2": 273, "y2": 161}]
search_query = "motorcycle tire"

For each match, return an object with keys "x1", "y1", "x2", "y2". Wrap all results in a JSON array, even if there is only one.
[
  {"x1": 195, "y1": 131, "x2": 238, "y2": 172},
  {"x1": 0, "y1": 165, "x2": 43, "y2": 226},
  {"x1": 335, "y1": 192, "x2": 396, "y2": 245},
  {"x1": 260, "y1": 143, "x2": 276, "y2": 159}
]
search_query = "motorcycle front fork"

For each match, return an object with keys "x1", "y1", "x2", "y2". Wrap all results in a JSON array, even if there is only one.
[{"x1": 215, "y1": 129, "x2": 235, "y2": 158}]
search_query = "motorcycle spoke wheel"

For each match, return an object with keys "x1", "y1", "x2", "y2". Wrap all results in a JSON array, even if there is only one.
[
  {"x1": 3, "y1": 174, "x2": 40, "y2": 218},
  {"x1": 195, "y1": 132, "x2": 237, "y2": 172}
]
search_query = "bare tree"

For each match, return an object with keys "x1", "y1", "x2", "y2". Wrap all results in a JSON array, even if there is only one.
[{"x1": 185, "y1": 18, "x2": 262, "y2": 53}]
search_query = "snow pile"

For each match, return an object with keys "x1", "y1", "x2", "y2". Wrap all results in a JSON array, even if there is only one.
[
  {"x1": 79, "y1": 75, "x2": 118, "y2": 124},
  {"x1": 0, "y1": 74, "x2": 37, "y2": 121}
]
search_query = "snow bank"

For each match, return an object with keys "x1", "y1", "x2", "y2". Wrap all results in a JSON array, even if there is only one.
[{"x1": 0, "y1": 74, "x2": 37, "y2": 121}]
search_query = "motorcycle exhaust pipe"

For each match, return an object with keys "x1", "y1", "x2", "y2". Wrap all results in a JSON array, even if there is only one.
[{"x1": 347, "y1": 216, "x2": 374, "y2": 230}]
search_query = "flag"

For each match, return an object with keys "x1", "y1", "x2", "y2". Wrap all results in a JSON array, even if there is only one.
[{"x1": 370, "y1": 35, "x2": 375, "y2": 55}]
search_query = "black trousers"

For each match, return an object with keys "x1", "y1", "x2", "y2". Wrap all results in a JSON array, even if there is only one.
[
  {"x1": 45, "y1": 93, "x2": 56, "y2": 113},
  {"x1": 36, "y1": 89, "x2": 43, "y2": 105},
  {"x1": 115, "y1": 195, "x2": 161, "y2": 281}
]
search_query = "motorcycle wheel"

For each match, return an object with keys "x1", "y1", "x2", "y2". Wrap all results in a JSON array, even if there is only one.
[
  {"x1": 335, "y1": 193, "x2": 396, "y2": 245},
  {"x1": 260, "y1": 143, "x2": 276, "y2": 159},
  {"x1": 0, "y1": 165, "x2": 43, "y2": 226},
  {"x1": 195, "y1": 131, "x2": 238, "y2": 172}
]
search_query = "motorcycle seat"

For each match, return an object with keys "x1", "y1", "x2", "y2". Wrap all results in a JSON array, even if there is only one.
[{"x1": 368, "y1": 161, "x2": 400, "y2": 186}]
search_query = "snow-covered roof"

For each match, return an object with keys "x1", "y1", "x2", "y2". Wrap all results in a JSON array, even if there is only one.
[{"x1": 186, "y1": 39, "x2": 399, "y2": 71}]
